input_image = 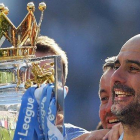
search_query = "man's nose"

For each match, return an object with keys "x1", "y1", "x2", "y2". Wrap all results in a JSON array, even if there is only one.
[
  {"x1": 111, "y1": 67, "x2": 127, "y2": 86},
  {"x1": 105, "y1": 98, "x2": 112, "y2": 113}
]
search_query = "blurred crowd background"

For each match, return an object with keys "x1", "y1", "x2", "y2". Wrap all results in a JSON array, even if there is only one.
[{"x1": 1, "y1": 0, "x2": 140, "y2": 131}]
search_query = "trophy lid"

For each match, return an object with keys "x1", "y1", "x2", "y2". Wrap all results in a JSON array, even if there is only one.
[{"x1": 0, "y1": 2, "x2": 46, "y2": 61}]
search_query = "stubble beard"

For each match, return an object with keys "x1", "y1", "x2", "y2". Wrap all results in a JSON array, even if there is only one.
[{"x1": 111, "y1": 94, "x2": 140, "y2": 128}]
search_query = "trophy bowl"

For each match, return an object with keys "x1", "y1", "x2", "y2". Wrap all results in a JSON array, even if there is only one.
[{"x1": 0, "y1": 56, "x2": 64, "y2": 140}]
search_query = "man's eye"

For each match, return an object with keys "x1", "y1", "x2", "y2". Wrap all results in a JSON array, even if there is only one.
[
  {"x1": 129, "y1": 66, "x2": 139, "y2": 72},
  {"x1": 101, "y1": 97, "x2": 109, "y2": 101},
  {"x1": 114, "y1": 66, "x2": 119, "y2": 70}
]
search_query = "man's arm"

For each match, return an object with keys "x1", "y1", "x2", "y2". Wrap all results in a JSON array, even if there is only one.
[
  {"x1": 72, "y1": 133, "x2": 90, "y2": 140},
  {"x1": 72, "y1": 129, "x2": 109, "y2": 140},
  {"x1": 73, "y1": 123, "x2": 123, "y2": 140}
]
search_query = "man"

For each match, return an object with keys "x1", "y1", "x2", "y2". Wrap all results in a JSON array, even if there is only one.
[
  {"x1": 26, "y1": 35, "x2": 88, "y2": 139},
  {"x1": 110, "y1": 34, "x2": 140, "y2": 140},
  {"x1": 96, "y1": 34, "x2": 140, "y2": 140},
  {"x1": 34, "y1": 36, "x2": 68, "y2": 126},
  {"x1": 96, "y1": 56, "x2": 118, "y2": 131},
  {"x1": 73, "y1": 56, "x2": 120, "y2": 140},
  {"x1": 100, "y1": 56, "x2": 119, "y2": 129}
]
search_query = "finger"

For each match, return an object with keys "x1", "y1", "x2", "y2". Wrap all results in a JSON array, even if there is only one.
[
  {"x1": 118, "y1": 123, "x2": 123, "y2": 135},
  {"x1": 102, "y1": 130, "x2": 110, "y2": 140},
  {"x1": 102, "y1": 125, "x2": 121, "y2": 140}
]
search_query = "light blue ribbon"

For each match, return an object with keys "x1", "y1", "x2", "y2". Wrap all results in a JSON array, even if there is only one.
[
  {"x1": 39, "y1": 84, "x2": 65, "y2": 140},
  {"x1": 14, "y1": 84, "x2": 65, "y2": 140},
  {"x1": 13, "y1": 87, "x2": 38, "y2": 140},
  {"x1": 39, "y1": 84, "x2": 52, "y2": 139}
]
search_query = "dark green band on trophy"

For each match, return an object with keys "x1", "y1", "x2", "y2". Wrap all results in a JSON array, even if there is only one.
[{"x1": 0, "y1": 71, "x2": 15, "y2": 84}]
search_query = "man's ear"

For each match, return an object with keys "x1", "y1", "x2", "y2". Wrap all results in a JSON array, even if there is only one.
[{"x1": 64, "y1": 86, "x2": 69, "y2": 94}]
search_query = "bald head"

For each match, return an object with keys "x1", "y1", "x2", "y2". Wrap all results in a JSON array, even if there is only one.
[{"x1": 121, "y1": 34, "x2": 140, "y2": 53}]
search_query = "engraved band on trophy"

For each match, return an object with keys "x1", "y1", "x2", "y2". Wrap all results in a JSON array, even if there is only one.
[{"x1": 0, "y1": 2, "x2": 64, "y2": 140}]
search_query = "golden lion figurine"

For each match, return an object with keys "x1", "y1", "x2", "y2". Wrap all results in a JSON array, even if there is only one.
[{"x1": 25, "y1": 62, "x2": 54, "y2": 89}]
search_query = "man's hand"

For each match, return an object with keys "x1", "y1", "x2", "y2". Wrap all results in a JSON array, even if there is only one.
[
  {"x1": 72, "y1": 129, "x2": 109, "y2": 140},
  {"x1": 103, "y1": 123, "x2": 123, "y2": 140}
]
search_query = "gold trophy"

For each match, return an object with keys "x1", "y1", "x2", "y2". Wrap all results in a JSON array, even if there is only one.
[{"x1": 0, "y1": 2, "x2": 64, "y2": 140}]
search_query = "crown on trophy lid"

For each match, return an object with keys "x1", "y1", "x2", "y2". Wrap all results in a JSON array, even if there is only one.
[{"x1": 0, "y1": 2, "x2": 46, "y2": 61}]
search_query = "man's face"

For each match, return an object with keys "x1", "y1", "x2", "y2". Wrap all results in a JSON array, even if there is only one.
[
  {"x1": 111, "y1": 35, "x2": 140, "y2": 125},
  {"x1": 99, "y1": 68, "x2": 119, "y2": 129}
]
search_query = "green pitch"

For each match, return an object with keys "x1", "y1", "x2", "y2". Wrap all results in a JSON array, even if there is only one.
[{"x1": 0, "y1": 127, "x2": 15, "y2": 140}]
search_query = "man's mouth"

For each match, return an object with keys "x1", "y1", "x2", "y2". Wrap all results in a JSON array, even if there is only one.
[
  {"x1": 113, "y1": 84, "x2": 135, "y2": 100},
  {"x1": 108, "y1": 118, "x2": 119, "y2": 124},
  {"x1": 115, "y1": 91, "x2": 133, "y2": 97}
]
